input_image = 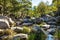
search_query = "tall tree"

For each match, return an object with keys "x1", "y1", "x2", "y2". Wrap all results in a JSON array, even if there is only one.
[
  {"x1": 52, "y1": 0, "x2": 60, "y2": 16},
  {"x1": 37, "y1": 2, "x2": 48, "y2": 16},
  {"x1": 0, "y1": 0, "x2": 32, "y2": 18}
]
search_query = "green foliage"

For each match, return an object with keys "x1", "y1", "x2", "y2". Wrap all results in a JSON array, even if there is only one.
[
  {"x1": 37, "y1": 2, "x2": 48, "y2": 15},
  {"x1": 29, "y1": 33, "x2": 36, "y2": 40},
  {"x1": 23, "y1": 27, "x2": 31, "y2": 34},
  {"x1": 0, "y1": 0, "x2": 58, "y2": 18},
  {"x1": 0, "y1": 0, "x2": 32, "y2": 18}
]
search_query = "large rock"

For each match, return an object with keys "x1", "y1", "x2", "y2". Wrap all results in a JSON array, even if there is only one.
[
  {"x1": 8, "y1": 18, "x2": 15, "y2": 27},
  {"x1": 11, "y1": 27, "x2": 23, "y2": 33},
  {"x1": 13, "y1": 34, "x2": 28, "y2": 40},
  {"x1": 0, "y1": 19, "x2": 10, "y2": 29},
  {"x1": 47, "y1": 17, "x2": 56, "y2": 25},
  {"x1": 0, "y1": 16, "x2": 15, "y2": 29}
]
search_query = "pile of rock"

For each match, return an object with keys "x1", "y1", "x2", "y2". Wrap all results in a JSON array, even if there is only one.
[{"x1": 0, "y1": 16, "x2": 15, "y2": 29}]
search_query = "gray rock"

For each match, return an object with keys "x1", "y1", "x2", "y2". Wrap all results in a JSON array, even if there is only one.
[
  {"x1": 47, "y1": 21, "x2": 56, "y2": 25},
  {"x1": 22, "y1": 23, "x2": 32, "y2": 26},
  {"x1": 47, "y1": 28, "x2": 56, "y2": 34},
  {"x1": 32, "y1": 25, "x2": 41, "y2": 33},
  {"x1": 8, "y1": 18, "x2": 15, "y2": 27},
  {"x1": 50, "y1": 25, "x2": 56, "y2": 28},
  {"x1": 11, "y1": 27, "x2": 23, "y2": 31},
  {"x1": 0, "y1": 16, "x2": 15, "y2": 29},
  {"x1": 0, "y1": 19, "x2": 10, "y2": 29},
  {"x1": 13, "y1": 34, "x2": 28, "y2": 40},
  {"x1": 11, "y1": 27, "x2": 23, "y2": 33}
]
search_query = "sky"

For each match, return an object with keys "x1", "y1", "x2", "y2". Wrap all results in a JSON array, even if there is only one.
[{"x1": 32, "y1": 0, "x2": 53, "y2": 7}]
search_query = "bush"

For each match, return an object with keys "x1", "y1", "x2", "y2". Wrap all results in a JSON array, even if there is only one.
[
  {"x1": 29, "y1": 33, "x2": 36, "y2": 40},
  {"x1": 23, "y1": 27, "x2": 31, "y2": 34}
]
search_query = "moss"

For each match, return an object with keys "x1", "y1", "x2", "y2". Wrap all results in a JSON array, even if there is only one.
[{"x1": 23, "y1": 27, "x2": 31, "y2": 34}]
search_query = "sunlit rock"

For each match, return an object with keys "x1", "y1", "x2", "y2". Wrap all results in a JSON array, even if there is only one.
[
  {"x1": 8, "y1": 18, "x2": 15, "y2": 27},
  {"x1": 13, "y1": 33, "x2": 28, "y2": 40},
  {"x1": 0, "y1": 19, "x2": 10, "y2": 29},
  {"x1": 0, "y1": 16, "x2": 15, "y2": 29},
  {"x1": 41, "y1": 24, "x2": 50, "y2": 29},
  {"x1": 11, "y1": 27, "x2": 23, "y2": 33}
]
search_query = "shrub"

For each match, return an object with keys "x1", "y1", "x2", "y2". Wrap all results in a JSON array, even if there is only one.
[{"x1": 23, "y1": 27, "x2": 31, "y2": 34}]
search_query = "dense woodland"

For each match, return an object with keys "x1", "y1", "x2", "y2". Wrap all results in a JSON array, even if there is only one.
[{"x1": 0, "y1": 0, "x2": 59, "y2": 18}]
